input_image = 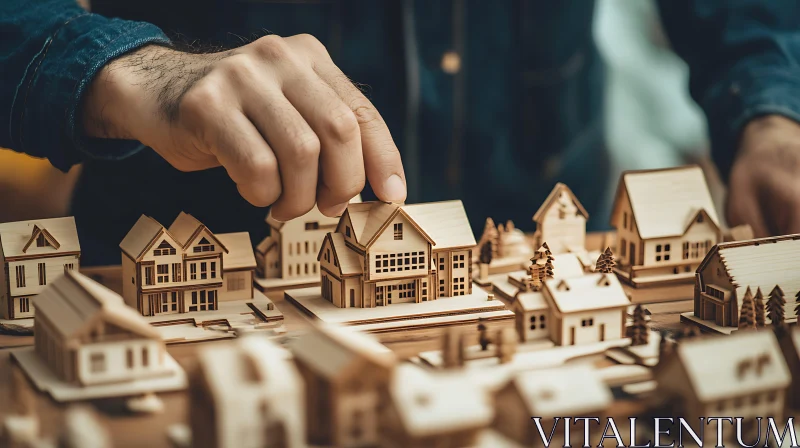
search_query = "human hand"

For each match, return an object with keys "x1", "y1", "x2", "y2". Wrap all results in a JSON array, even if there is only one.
[
  {"x1": 82, "y1": 34, "x2": 406, "y2": 220},
  {"x1": 727, "y1": 115, "x2": 800, "y2": 237}
]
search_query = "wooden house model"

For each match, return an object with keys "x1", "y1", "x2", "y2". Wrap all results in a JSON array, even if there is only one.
[
  {"x1": 610, "y1": 165, "x2": 722, "y2": 287},
  {"x1": 190, "y1": 335, "x2": 305, "y2": 448},
  {"x1": 317, "y1": 200, "x2": 475, "y2": 308},
  {"x1": 121, "y1": 212, "x2": 255, "y2": 316},
  {"x1": 0, "y1": 216, "x2": 80, "y2": 319},
  {"x1": 654, "y1": 331, "x2": 791, "y2": 423},
  {"x1": 381, "y1": 364, "x2": 492, "y2": 448},
  {"x1": 532, "y1": 183, "x2": 589, "y2": 254},
  {"x1": 287, "y1": 324, "x2": 396, "y2": 447},
  {"x1": 33, "y1": 270, "x2": 170, "y2": 386},
  {"x1": 694, "y1": 234, "x2": 800, "y2": 328},
  {"x1": 493, "y1": 364, "x2": 611, "y2": 445}
]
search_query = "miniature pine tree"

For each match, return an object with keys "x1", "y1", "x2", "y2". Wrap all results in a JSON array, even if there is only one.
[
  {"x1": 631, "y1": 304, "x2": 649, "y2": 346},
  {"x1": 594, "y1": 251, "x2": 608, "y2": 273},
  {"x1": 479, "y1": 239, "x2": 493, "y2": 266},
  {"x1": 767, "y1": 285, "x2": 786, "y2": 334},
  {"x1": 537, "y1": 242, "x2": 555, "y2": 282},
  {"x1": 478, "y1": 218, "x2": 499, "y2": 259},
  {"x1": 738, "y1": 287, "x2": 756, "y2": 330},
  {"x1": 602, "y1": 247, "x2": 615, "y2": 273},
  {"x1": 754, "y1": 287, "x2": 766, "y2": 327},
  {"x1": 527, "y1": 261, "x2": 542, "y2": 291},
  {"x1": 795, "y1": 289, "x2": 800, "y2": 325}
]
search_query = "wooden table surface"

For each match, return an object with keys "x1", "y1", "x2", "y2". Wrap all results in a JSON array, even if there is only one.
[{"x1": 0, "y1": 232, "x2": 692, "y2": 447}]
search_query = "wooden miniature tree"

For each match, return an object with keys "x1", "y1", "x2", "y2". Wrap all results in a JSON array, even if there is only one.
[
  {"x1": 754, "y1": 287, "x2": 766, "y2": 328},
  {"x1": 631, "y1": 304, "x2": 649, "y2": 346},
  {"x1": 767, "y1": 285, "x2": 786, "y2": 335},
  {"x1": 795, "y1": 289, "x2": 800, "y2": 326},
  {"x1": 535, "y1": 243, "x2": 555, "y2": 284},
  {"x1": 478, "y1": 218, "x2": 499, "y2": 259},
  {"x1": 594, "y1": 251, "x2": 608, "y2": 273},
  {"x1": 527, "y1": 261, "x2": 542, "y2": 292},
  {"x1": 738, "y1": 287, "x2": 756, "y2": 330},
  {"x1": 595, "y1": 247, "x2": 616, "y2": 274},
  {"x1": 479, "y1": 240, "x2": 493, "y2": 266}
]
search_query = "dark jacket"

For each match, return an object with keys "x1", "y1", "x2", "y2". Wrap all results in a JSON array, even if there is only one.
[{"x1": 3, "y1": 0, "x2": 800, "y2": 264}]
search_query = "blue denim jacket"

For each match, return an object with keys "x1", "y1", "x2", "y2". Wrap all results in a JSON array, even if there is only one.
[{"x1": 3, "y1": 0, "x2": 800, "y2": 264}]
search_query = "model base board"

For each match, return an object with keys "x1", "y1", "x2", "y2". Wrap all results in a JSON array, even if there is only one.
[
  {"x1": 10, "y1": 348, "x2": 186, "y2": 402},
  {"x1": 254, "y1": 275, "x2": 319, "y2": 293},
  {"x1": 284, "y1": 285, "x2": 512, "y2": 330},
  {"x1": 0, "y1": 317, "x2": 33, "y2": 331}
]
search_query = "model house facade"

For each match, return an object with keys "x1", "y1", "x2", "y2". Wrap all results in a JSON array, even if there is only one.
[
  {"x1": 532, "y1": 183, "x2": 589, "y2": 254},
  {"x1": 655, "y1": 331, "x2": 791, "y2": 424},
  {"x1": 610, "y1": 166, "x2": 722, "y2": 285},
  {"x1": 287, "y1": 324, "x2": 396, "y2": 447},
  {"x1": 511, "y1": 292, "x2": 550, "y2": 343},
  {"x1": 0, "y1": 217, "x2": 80, "y2": 319},
  {"x1": 317, "y1": 200, "x2": 475, "y2": 309},
  {"x1": 190, "y1": 336, "x2": 305, "y2": 448},
  {"x1": 33, "y1": 270, "x2": 170, "y2": 386},
  {"x1": 121, "y1": 212, "x2": 258, "y2": 316},
  {"x1": 694, "y1": 234, "x2": 800, "y2": 328}
]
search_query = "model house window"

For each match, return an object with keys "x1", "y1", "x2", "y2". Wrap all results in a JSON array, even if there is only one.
[
  {"x1": 157, "y1": 264, "x2": 169, "y2": 283},
  {"x1": 305, "y1": 221, "x2": 319, "y2": 230},
  {"x1": 210, "y1": 262, "x2": 217, "y2": 279},
  {"x1": 37, "y1": 263, "x2": 46, "y2": 285},
  {"x1": 289, "y1": 244, "x2": 293, "y2": 256},
  {"x1": 36, "y1": 233, "x2": 48, "y2": 247},
  {"x1": 296, "y1": 242, "x2": 301, "y2": 255},
  {"x1": 190, "y1": 264, "x2": 197, "y2": 280},
  {"x1": 208, "y1": 290, "x2": 217, "y2": 310},
  {"x1": 19, "y1": 298, "x2": 30, "y2": 313},
  {"x1": 142, "y1": 347, "x2": 149, "y2": 367},
  {"x1": 374, "y1": 252, "x2": 425, "y2": 273},
  {"x1": 228, "y1": 276, "x2": 245, "y2": 291},
  {"x1": 581, "y1": 318, "x2": 594, "y2": 327},
  {"x1": 305, "y1": 241, "x2": 309, "y2": 254},
  {"x1": 90, "y1": 353, "x2": 106, "y2": 373},
  {"x1": 154, "y1": 240, "x2": 176, "y2": 256},
  {"x1": 655, "y1": 244, "x2": 670, "y2": 262},
  {"x1": 439, "y1": 256, "x2": 445, "y2": 271},
  {"x1": 313, "y1": 264, "x2": 317, "y2": 274},
  {"x1": 64, "y1": 263, "x2": 74, "y2": 273},
  {"x1": 200, "y1": 262, "x2": 208, "y2": 280},
  {"x1": 193, "y1": 238, "x2": 215, "y2": 253},
  {"x1": 289, "y1": 265, "x2": 293, "y2": 276},
  {"x1": 452, "y1": 254, "x2": 465, "y2": 269},
  {"x1": 622, "y1": 212, "x2": 627, "y2": 229},
  {"x1": 539, "y1": 314, "x2": 546, "y2": 329},
  {"x1": 15, "y1": 266, "x2": 25, "y2": 288},
  {"x1": 172, "y1": 263, "x2": 182, "y2": 282},
  {"x1": 620, "y1": 239, "x2": 626, "y2": 257},
  {"x1": 439, "y1": 279, "x2": 445, "y2": 293},
  {"x1": 696, "y1": 214, "x2": 704, "y2": 223},
  {"x1": 346, "y1": 226, "x2": 351, "y2": 237},
  {"x1": 190, "y1": 291, "x2": 198, "y2": 311},
  {"x1": 144, "y1": 266, "x2": 154, "y2": 285},
  {"x1": 393, "y1": 223, "x2": 403, "y2": 240},
  {"x1": 529, "y1": 315, "x2": 536, "y2": 331},
  {"x1": 421, "y1": 281, "x2": 427, "y2": 299},
  {"x1": 127, "y1": 349, "x2": 134, "y2": 368}
]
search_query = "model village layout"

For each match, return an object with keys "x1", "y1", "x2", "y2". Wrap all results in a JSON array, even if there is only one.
[{"x1": 1, "y1": 165, "x2": 799, "y2": 448}]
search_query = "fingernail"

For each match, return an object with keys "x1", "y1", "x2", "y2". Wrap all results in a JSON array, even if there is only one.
[{"x1": 383, "y1": 174, "x2": 407, "y2": 203}]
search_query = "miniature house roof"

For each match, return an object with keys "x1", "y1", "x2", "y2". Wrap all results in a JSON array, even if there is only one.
[
  {"x1": 265, "y1": 195, "x2": 362, "y2": 230},
  {"x1": 532, "y1": 183, "x2": 589, "y2": 223},
  {"x1": 672, "y1": 331, "x2": 791, "y2": 402},
  {"x1": 216, "y1": 232, "x2": 256, "y2": 271},
  {"x1": 168, "y1": 212, "x2": 228, "y2": 253},
  {"x1": 197, "y1": 335, "x2": 300, "y2": 414},
  {"x1": 401, "y1": 201, "x2": 476, "y2": 250},
  {"x1": 120, "y1": 213, "x2": 228, "y2": 260},
  {"x1": 33, "y1": 270, "x2": 160, "y2": 341},
  {"x1": 0, "y1": 216, "x2": 80, "y2": 259},
  {"x1": 287, "y1": 324, "x2": 395, "y2": 380},
  {"x1": 506, "y1": 364, "x2": 612, "y2": 416},
  {"x1": 514, "y1": 291, "x2": 548, "y2": 312},
  {"x1": 345, "y1": 202, "x2": 406, "y2": 245},
  {"x1": 698, "y1": 234, "x2": 800, "y2": 318},
  {"x1": 390, "y1": 364, "x2": 492, "y2": 437},
  {"x1": 543, "y1": 273, "x2": 630, "y2": 314},
  {"x1": 613, "y1": 165, "x2": 720, "y2": 239},
  {"x1": 254, "y1": 235, "x2": 274, "y2": 256},
  {"x1": 508, "y1": 253, "x2": 585, "y2": 286},
  {"x1": 324, "y1": 233, "x2": 362, "y2": 275}
]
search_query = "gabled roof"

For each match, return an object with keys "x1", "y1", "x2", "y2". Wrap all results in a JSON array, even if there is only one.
[
  {"x1": 697, "y1": 233, "x2": 800, "y2": 319},
  {"x1": 216, "y1": 232, "x2": 256, "y2": 270},
  {"x1": 319, "y1": 233, "x2": 362, "y2": 276},
  {"x1": 505, "y1": 364, "x2": 612, "y2": 416},
  {"x1": 390, "y1": 364, "x2": 492, "y2": 437},
  {"x1": 287, "y1": 324, "x2": 395, "y2": 380},
  {"x1": 345, "y1": 202, "x2": 403, "y2": 245},
  {"x1": 34, "y1": 270, "x2": 160, "y2": 341},
  {"x1": 613, "y1": 165, "x2": 720, "y2": 239},
  {"x1": 168, "y1": 212, "x2": 228, "y2": 253},
  {"x1": 543, "y1": 273, "x2": 630, "y2": 314},
  {"x1": 254, "y1": 235, "x2": 275, "y2": 256},
  {"x1": 532, "y1": 183, "x2": 589, "y2": 223},
  {"x1": 0, "y1": 216, "x2": 80, "y2": 259},
  {"x1": 402, "y1": 201, "x2": 476, "y2": 249},
  {"x1": 514, "y1": 291, "x2": 548, "y2": 311},
  {"x1": 120, "y1": 215, "x2": 169, "y2": 260},
  {"x1": 672, "y1": 331, "x2": 791, "y2": 402}
]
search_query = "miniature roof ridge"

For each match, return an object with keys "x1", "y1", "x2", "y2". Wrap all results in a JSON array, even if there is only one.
[
  {"x1": 216, "y1": 232, "x2": 256, "y2": 270},
  {"x1": 532, "y1": 182, "x2": 589, "y2": 222},
  {"x1": 0, "y1": 216, "x2": 80, "y2": 259}
]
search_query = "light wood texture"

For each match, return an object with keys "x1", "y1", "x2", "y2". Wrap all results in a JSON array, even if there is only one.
[
  {"x1": 611, "y1": 165, "x2": 722, "y2": 286},
  {"x1": 531, "y1": 183, "x2": 589, "y2": 254}
]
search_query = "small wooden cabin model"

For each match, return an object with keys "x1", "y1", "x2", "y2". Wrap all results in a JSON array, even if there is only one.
[
  {"x1": 654, "y1": 331, "x2": 791, "y2": 423},
  {"x1": 190, "y1": 335, "x2": 305, "y2": 448},
  {"x1": 0, "y1": 217, "x2": 80, "y2": 319},
  {"x1": 121, "y1": 212, "x2": 254, "y2": 316},
  {"x1": 287, "y1": 324, "x2": 396, "y2": 447},
  {"x1": 33, "y1": 270, "x2": 170, "y2": 386},
  {"x1": 610, "y1": 165, "x2": 722, "y2": 286},
  {"x1": 381, "y1": 364, "x2": 492, "y2": 448},
  {"x1": 493, "y1": 365, "x2": 611, "y2": 445},
  {"x1": 694, "y1": 234, "x2": 800, "y2": 328},
  {"x1": 317, "y1": 200, "x2": 475, "y2": 308},
  {"x1": 532, "y1": 183, "x2": 589, "y2": 254}
]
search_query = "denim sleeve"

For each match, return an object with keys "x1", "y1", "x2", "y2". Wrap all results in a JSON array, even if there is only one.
[
  {"x1": 657, "y1": 0, "x2": 800, "y2": 180},
  {"x1": 1, "y1": 0, "x2": 170, "y2": 171}
]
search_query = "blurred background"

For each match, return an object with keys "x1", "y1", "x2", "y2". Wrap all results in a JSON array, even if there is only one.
[{"x1": 0, "y1": 0, "x2": 724, "y2": 227}]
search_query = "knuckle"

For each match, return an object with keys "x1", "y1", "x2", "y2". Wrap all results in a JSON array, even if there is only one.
[
  {"x1": 246, "y1": 156, "x2": 279, "y2": 182},
  {"x1": 251, "y1": 35, "x2": 289, "y2": 61},
  {"x1": 218, "y1": 54, "x2": 259, "y2": 84},
  {"x1": 351, "y1": 100, "x2": 382, "y2": 127},
  {"x1": 294, "y1": 33, "x2": 328, "y2": 56},
  {"x1": 291, "y1": 133, "x2": 321, "y2": 164},
  {"x1": 325, "y1": 108, "x2": 360, "y2": 142},
  {"x1": 180, "y1": 82, "x2": 222, "y2": 120}
]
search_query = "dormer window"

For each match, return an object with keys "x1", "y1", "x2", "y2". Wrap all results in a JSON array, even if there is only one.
[
  {"x1": 697, "y1": 214, "x2": 704, "y2": 223},
  {"x1": 154, "y1": 240, "x2": 176, "y2": 256},
  {"x1": 394, "y1": 223, "x2": 403, "y2": 240},
  {"x1": 346, "y1": 226, "x2": 351, "y2": 238},
  {"x1": 193, "y1": 237, "x2": 215, "y2": 253},
  {"x1": 556, "y1": 280, "x2": 570, "y2": 291},
  {"x1": 36, "y1": 233, "x2": 49, "y2": 247}
]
